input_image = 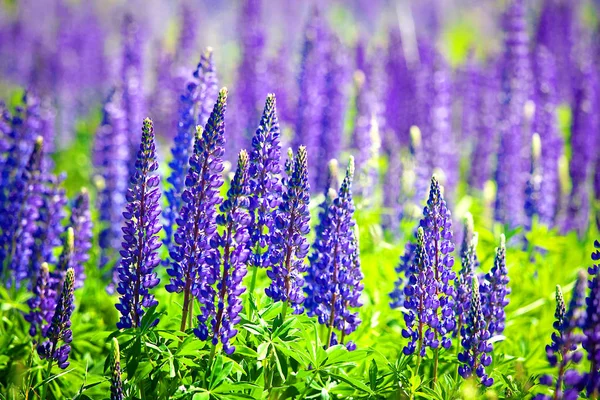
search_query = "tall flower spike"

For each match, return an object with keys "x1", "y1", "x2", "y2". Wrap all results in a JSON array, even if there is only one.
[
  {"x1": 69, "y1": 188, "x2": 92, "y2": 289},
  {"x1": 420, "y1": 176, "x2": 457, "y2": 349},
  {"x1": 481, "y1": 234, "x2": 510, "y2": 336},
  {"x1": 265, "y1": 146, "x2": 311, "y2": 315},
  {"x1": 195, "y1": 150, "x2": 251, "y2": 355},
  {"x1": 308, "y1": 158, "x2": 359, "y2": 346},
  {"x1": 581, "y1": 240, "x2": 600, "y2": 396},
  {"x1": 248, "y1": 94, "x2": 283, "y2": 270},
  {"x1": 305, "y1": 158, "x2": 338, "y2": 312},
  {"x1": 0, "y1": 136, "x2": 44, "y2": 286},
  {"x1": 25, "y1": 262, "x2": 52, "y2": 337},
  {"x1": 458, "y1": 277, "x2": 494, "y2": 387},
  {"x1": 115, "y1": 118, "x2": 163, "y2": 329},
  {"x1": 166, "y1": 89, "x2": 227, "y2": 332},
  {"x1": 535, "y1": 273, "x2": 586, "y2": 400},
  {"x1": 389, "y1": 230, "x2": 417, "y2": 310},
  {"x1": 401, "y1": 226, "x2": 437, "y2": 356},
  {"x1": 94, "y1": 91, "x2": 129, "y2": 271},
  {"x1": 494, "y1": 0, "x2": 532, "y2": 227},
  {"x1": 164, "y1": 48, "x2": 218, "y2": 252},
  {"x1": 111, "y1": 338, "x2": 123, "y2": 400},
  {"x1": 37, "y1": 268, "x2": 75, "y2": 369},
  {"x1": 456, "y1": 229, "x2": 479, "y2": 342}
]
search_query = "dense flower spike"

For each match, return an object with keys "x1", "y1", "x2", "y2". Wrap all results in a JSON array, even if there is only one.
[
  {"x1": 581, "y1": 240, "x2": 600, "y2": 396},
  {"x1": 166, "y1": 89, "x2": 227, "y2": 332},
  {"x1": 0, "y1": 136, "x2": 44, "y2": 286},
  {"x1": 494, "y1": 0, "x2": 532, "y2": 227},
  {"x1": 456, "y1": 219, "x2": 478, "y2": 340},
  {"x1": 481, "y1": 234, "x2": 510, "y2": 336},
  {"x1": 389, "y1": 233, "x2": 417, "y2": 310},
  {"x1": 69, "y1": 188, "x2": 92, "y2": 289},
  {"x1": 37, "y1": 268, "x2": 75, "y2": 369},
  {"x1": 25, "y1": 262, "x2": 52, "y2": 337},
  {"x1": 535, "y1": 273, "x2": 586, "y2": 400},
  {"x1": 308, "y1": 158, "x2": 360, "y2": 346},
  {"x1": 115, "y1": 118, "x2": 162, "y2": 329},
  {"x1": 94, "y1": 91, "x2": 129, "y2": 271},
  {"x1": 248, "y1": 94, "x2": 282, "y2": 270},
  {"x1": 532, "y1": 46, "x2": 561, "y2": 226},
  {"x1": 458, "y1": 278, "x2": 494, "y2": 387},
  {"x1": 401, "y1": 227, "x2": 437, "y2": 356},
  {"x1": 420, "y1": 176, "x2": 457, "y2": 349},
  {"x1": 265, "y1": 146, "x2": 310, "y2": 314},
  {"x1": 164, "y1": 48, "x2": 218, "y2": 252},
  {"x1": 111, "y1": 338, "x2": 123, "y2": 400},
  {"x1": 195, "y1": 150, "x2": 251, "y2": 354}
]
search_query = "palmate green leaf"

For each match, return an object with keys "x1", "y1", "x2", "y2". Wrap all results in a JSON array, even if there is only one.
[{"x1": 329, "y1": 372, "x2": 376, "y2": 396}]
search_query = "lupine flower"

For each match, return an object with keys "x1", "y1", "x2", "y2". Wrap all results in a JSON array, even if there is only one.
[
  {"x1": 247, "y1": 94, "x2": 282, "y2": 270},
  {"x1": 305, "y1": 158, "x2": 338, "y2": 312},
  {"x1": 481, "y1": 234, "x2": 510, "y2": 336},
  {"x1": 111, "y1": 337, "x2": 123, "y2": 400},
  {"x1": 25, "y1": 262, "x2": 52, "y2": 337},
  {"x1": 563, "y1": 58, "x2": 598, "y2": 236},
  {"x1": 30, "y1": 173, "x2": 67, "y2": 277},
  {"x1": 166, "y1": 89, "x2": 227, "y2": 332},
  {"x1": 420, "y1": 176, "x2": 457, "y2": 349},
  {"x1": 532, "y1": 46, "x2": 561, "y2": 226},
  {"x1": 535, "y1": 273, "x2": 586, "y2": 400},
  {"x1": 581, "y1": 240, "x2": 600, "y2": 396},
  {"x1": 195, "y1": 150, "x2": 251, "y2": 355},
  {"x1": 456, "y1": 216, "x2": 478, "y2": 340},
  {"x1": 389, "y1": 230, "x2": 417, "y2": 309},
  {"x1": 0, "y1": 136, "x2": 44, "y2": 286},
  {"x1": 94, "y1": 91, "x2": 129, "y2": 271},
  {"x1": 307, "y1": 158, "x2": 360, "y2": 347},
  {"x1": 265, "y1": 146, "x2": 310, "y2": 314},
  {"x1": 115, "y1": 118, "x2": 162, "y2": 329},
  {"x1": 458, "y1": 277, "x2": 494, "y2": 387},
  {"x1": 525, "y1": 133, "x2": 543, "y2": 227},
  {"x1": 69, "y1": 188, "x2": 92, "y2": 289},
  {"x1": 120, "y1": 14, "x2": 145, "y2": 172},
  {"x1": 494, "y1": 0, "x2": 532, "y2": 227},
  {"x1": 401, "y1": 226, "x2": 437, "y2": 356},
  {"x1": 315, "y1": 34, "x2": 349, "y2": 193},
  {"x1": 37, "y1": 267, "x2": 75, "y2": 369},
  {"x1": 294, "y1": 7, "x2": 328, "y2": 189},
  {"x1": 164, "y1": 48, "x2": 218, "y2": 252}
]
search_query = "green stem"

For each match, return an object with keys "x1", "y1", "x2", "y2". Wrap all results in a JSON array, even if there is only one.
[
  {"x1": 281, "y1": 301, "x2": 288, "y2": 321},
  {"x1": 298, "y1": 371, "x2": 316, "y2": 400},
  {"x1": 247, "y1": 265, "x2": 259, "y2": 317},
  {"x1": 40, "y1": 359, "x2": 54, "y2": 400},
  {"x1": 205, "y1": 345, "x2": 217, "y2": 387},
  {"x1": 432, "y1": 347, "x2": 439, "y2": 387}
]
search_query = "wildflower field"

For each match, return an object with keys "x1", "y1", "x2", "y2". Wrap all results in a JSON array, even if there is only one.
[{"x1": 1, "y1": 0, "x2": 600, "y2": 399}]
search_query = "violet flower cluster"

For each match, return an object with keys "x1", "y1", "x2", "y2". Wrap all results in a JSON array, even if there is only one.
[
  {"x1": 265, "y1": 146, "x2": 310, "y2": 314},
  {"x1": 69, "y1": 188, "x2": 92, "y2": 289},
  {"x1": 115, "y1": 118, "x2": 162, "y2": 329},
  {"x1": 456, "y1": 215, "x2": 478, "y2": 340},
  {"x1": 306, "y1": 158, "x2": 361, "y2": 348},
  {"x1": 37, "y1": 268, "x2": 75, "y2": 369},
  {"x1": 195, "y1": 150, "x2": 251, "y2": 355},
  {"x1": 248, "y1": 94, "x2": 283, "y2": 270},
  {"x1": 111, "y1": 338, "x2": 123, "y2": 400},
  {"x1": 166, "y1": 88, "x2": 227, "y2": 332},
  {"x1": 481, "y1": 234, "x2": 510, "y2": 336},
  {"x1": 457, "y1": 278, "x2": 494, "y2": 387},
  {"x1": 581, "y1": 240, "x2": 600, "y2": 396}
]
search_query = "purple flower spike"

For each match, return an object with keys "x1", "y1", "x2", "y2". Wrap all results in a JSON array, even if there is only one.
[
  {"x1": 420, "y1": 176, "x2": 457, "y2": 348},
  {"x1": 481, "y1": 235, "x2": 510, "y2": 336},
  {"x1": 535, "y1": 273, "x2": 586, "y2": 399},
  {"x1": 307, "y1": 158, "x2": 361, "y2": 346},
  {"x1": 195, "y1": 150, "x2": 251, "y2": 355},
  {"x1": 37, "y1": 268, "x2": 75, "y2": 369},
  {"x1": 111, "y1": 338, "x2": 123, "y2": 400},
  {"x1": 94, "y1": 91, "x2": 129, "y2": 272},
  {"x1": 69, "y1": 188, "x2": 92, "y2": 289},
  {"x1": 248, "y1": 94, "x2": 283, "y2": 269},
  {"x1": 456, "y1": 215, "x2": 478, "y2": 340},
  {"x1": 458, "y1": 277, "x2": 494, "y2": 387},
  {"x1": 265, "y1": 146, "x2": 310, "y2": 314},
  {"x1": 0, "y1": 136, "x2": 44, "y2": 287},
  {"x1": 389, "y1": 229, "x2": 417, "y2": 309},
  {"x1": 115, "y1": 118, "x2": 162, "y2": 329},
  {"x1": 582, "y1": 240, "x2": 600, "y2": 396},
  {"x1": 26, "y1": 262, "x2": 52, "y2": 337},
  {"x1": 164, "y1": 48, "x2": 218, "y2": 252},
  {"x1": 166, "y1": 89, "x2": 227, "y2": 332}
]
